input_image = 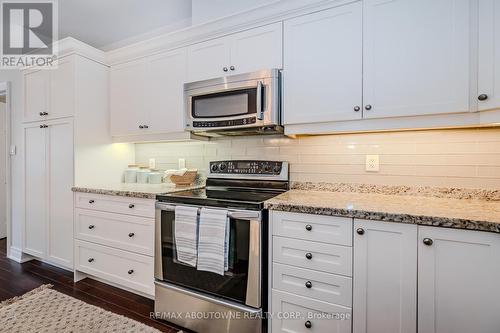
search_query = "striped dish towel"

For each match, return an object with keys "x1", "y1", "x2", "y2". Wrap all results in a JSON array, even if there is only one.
[
  {"x1": 174, "y1": 206, "x2": 199, "y2": 267},
  {"x1": 197, "y1": 208, "x2": 229, "y2": 276}
]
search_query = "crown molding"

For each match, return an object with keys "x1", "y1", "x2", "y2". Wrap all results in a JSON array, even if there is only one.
[
  {"x1": 106, "y1": 0, "x2": 355, "y2": 65},
  {"x1": 57, "y1": 37, "x2": 107, "y2": 65}
]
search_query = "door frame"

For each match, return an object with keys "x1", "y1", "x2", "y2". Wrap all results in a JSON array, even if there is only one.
[{"x1": 0, "y1": 82, "x2": 12, "y2": 258}]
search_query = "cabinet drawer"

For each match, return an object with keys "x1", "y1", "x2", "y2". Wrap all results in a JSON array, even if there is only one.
[
  {"x1": 273, "y1": 236, "x2": 352, "y2": 276},
  {"x1": 272, "y1": 211, "x2": 352, "y2": 246},
  {"x1": 75, "y1": 192, "x2": 155, "y2": 218},
  {"x1": 75, "y1": 240, "x2": 154, "y2": 296},
  {"x1": 273, "y1": 263, "x2": 352, "y2": 307},
  {"x1": 271, "y1": 290, "x2": 351, "y2": 333},
  {"x1": 75, "y1": 209, "x2": 154, "y2": 256}
]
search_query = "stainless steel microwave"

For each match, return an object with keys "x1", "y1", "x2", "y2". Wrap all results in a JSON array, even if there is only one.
[{"x1": 184, "y1": 69, "x2": 282, "y2": 137}]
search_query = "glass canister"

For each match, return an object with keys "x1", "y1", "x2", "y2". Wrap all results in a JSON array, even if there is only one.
[
  {"x1": 137, "y1": 166, "x2": 150, "y2": 184},
  {"x1": 149, "y1": 169, "x2": 163, "y2": 184},
  {"x1": 124, "y1": 164, "x2": 139, "y2": 183}
]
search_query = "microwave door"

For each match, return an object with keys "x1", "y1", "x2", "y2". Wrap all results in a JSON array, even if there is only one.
[{"x1": 191, "y1": 87, "x2": 259, "y2": 120}]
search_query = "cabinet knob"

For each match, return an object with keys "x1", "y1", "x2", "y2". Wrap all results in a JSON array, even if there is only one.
[
  {"x1": 305, "y1": 281, "x2": 312, "y2": 289},
  {"x1": 305, "y1": 224, "x2": 312, "y2": 231},
  {"x1": 356, "y1": 228, "x2": 365, "y2": 235},
  {"x1": 305, "y1": 252, "x2": 313, "y2": 260},
  {"x1": 88, "y1": 258, "x2": 94, "y2": 263},
  {"x1": 139, "y1": 125, "x2": 144, "y2": 129},
  {"x1": 128, "y1": 232, "x2": 135, "y2": 238},
  {"x1": 230, "y1": 66, "x2": 235, "y2": 71},
  {"x1": 478, "y1": 94, "x2": 488, "y2": 101},
  {"x1": 365, "y1": 104, "x2": 372, "y2": 111},
  {"x1": 304, "y1": 321, "x2": 312, "y2": 329},
  {"x1": 128, "y1": 269, "x2": 134, "y2": 275},
  {"x1": 39, "y1": 124, "x2": 48, "y2": 128},
  {"x1": 88, "y1": 225, "x2": 95, "y2": 230},
  {"x1": 129, "y1": 204, "x2": 135, "y2": 209},
  {"x1": 423, "y1": 238, "x2": 433, "y2": 246},
  {"x1": 354, "y1": 106, "x2": 361, "y2": 112},
  {"x1": 89, "y1": 200, "x2": 95, "y2": 204},
  {"x1": 223, "y1": 67, "x2": 228, "y2": 72}
]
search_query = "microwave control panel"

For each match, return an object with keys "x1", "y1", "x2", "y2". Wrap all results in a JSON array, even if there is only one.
[
  {"x1": 210, "y1": 160, "x2": 283, "y2": 175},
  {"x1": 193, "y1": 117, "x2": 257, "y2": 128}
]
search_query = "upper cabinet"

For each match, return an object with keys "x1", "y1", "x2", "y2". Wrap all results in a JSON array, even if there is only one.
[
  {"x1": 284, "y1": 3, "x2": 363, "y2": 125},
  {"x1": 187, "y1": 22, "x2": 283, "y2": 82},
  {"x1": 110, "y1": 48, "x2": 188, "y2": 138},
  {"x1": 478, "y1": 0, "x2": 500, "y2": 111},
  {"x1": 362, "y1": 0, "x2": 471, "y2": 118},
  {"x1": 23, "y1": 57, "x2": 76, "y2": 122}
]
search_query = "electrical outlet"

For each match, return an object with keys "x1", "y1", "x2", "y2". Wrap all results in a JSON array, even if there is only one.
[
  {"x1": 178, "y1": 158, "x2": 186, "y2": 169},
  {"x1": 149, "y1": 158, "x2": 156, "y2": 169},
  {"x1": 366, "y1": 155, "x2": 380, "y2": 172}
]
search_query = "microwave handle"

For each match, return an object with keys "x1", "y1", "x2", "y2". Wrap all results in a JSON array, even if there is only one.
[{"x1": 256, "y1": 81, "x2": 264, "y2": 120}]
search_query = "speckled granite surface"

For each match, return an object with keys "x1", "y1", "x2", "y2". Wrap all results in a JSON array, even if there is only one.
[
  {"x1": 72, "y1": 183, "x2": 205, "y2": 199},
  {"x1": 291, "y1": 182, "x2": 500, "y2": 201},
  {"x1": 265, "y1": 190, "x2": 500, "y2": 233}
]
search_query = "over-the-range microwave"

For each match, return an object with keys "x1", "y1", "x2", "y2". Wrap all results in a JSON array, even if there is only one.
[{"x1": 184, "y1": 69, "x2": 282, "y2": 137}]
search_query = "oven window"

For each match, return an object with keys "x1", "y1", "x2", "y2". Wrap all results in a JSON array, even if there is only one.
[
  {"x1": 159, "y1": 210, "x2": 251, "y2": 305},
  {"x1": 192, "y1": 88, "x2": 257, "y2": 118}
]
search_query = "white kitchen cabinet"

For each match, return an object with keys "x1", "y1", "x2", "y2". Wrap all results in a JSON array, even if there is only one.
[
  {"x1": 284, "y1": 2, "x2": 363, "y2": 125},
  {"x1": 187, "y1": 22, "x2": 282, "y2": 82},
  {"x1": 24, "y1": 119, "x2": 74, "y2": 269},
  {"x1": 23, "y1": 57, "x2": 75, "y2": 122},
  {"x1": 418, "y1": 227, "x2": 500, "y2": 333},
  {"x1": 362, "y1": 0, "x2": 471, "y2": 118},
  {"x1": 353, "y1": 220, "x2": 417, "y2": 333},
  {"x1": 110, "y1": 49, "x2": 188, "y2": 137},
  {"x1": 478, "y1": 0, "x2": 500, "y2": 111}
]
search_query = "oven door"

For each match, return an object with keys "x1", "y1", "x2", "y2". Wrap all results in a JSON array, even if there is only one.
[{"x1": 155, "y1": 202, "x2": 262, "y2": 309}]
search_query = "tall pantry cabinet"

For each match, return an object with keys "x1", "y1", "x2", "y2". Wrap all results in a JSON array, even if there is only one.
[{"x1": 22, "y1": 40, "x2": 115, "y2": 270}]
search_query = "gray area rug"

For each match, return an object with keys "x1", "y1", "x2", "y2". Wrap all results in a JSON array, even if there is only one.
[{"x1": 0, "y1": 284, "x2": 176, "y2": 333}]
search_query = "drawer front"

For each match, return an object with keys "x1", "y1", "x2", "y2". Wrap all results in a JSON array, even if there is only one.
[
  {"x1": 75, "y1": 240, "x2": 154, "y2": 296},
  {"x1": 75, "y1": 209, "x2": 154, "y2": 256},
  {"x1": 273, "y1": 263, "x2": 352, "y2": 307},
  {"x1": 273, "y1": 236, "x2": 352, "y2": 276},
  {"x1": 75, "y1": 192, "x2": 155, "y2": 218},
  {"x1": 272, "y1": 211, "x2": 352, "y2": 246},
  {"x1": 271, "y1": 290, "x2": 351, "y2": 333}
]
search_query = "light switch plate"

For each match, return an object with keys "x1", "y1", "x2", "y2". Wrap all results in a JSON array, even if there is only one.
[{"x1": 366, "y1": 155, "x2": 379, "y2": 172}]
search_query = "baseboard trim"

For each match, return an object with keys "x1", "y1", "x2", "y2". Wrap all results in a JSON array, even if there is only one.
[{"x1": 8, "y1": 246, "x2": 35, "y2": 263}]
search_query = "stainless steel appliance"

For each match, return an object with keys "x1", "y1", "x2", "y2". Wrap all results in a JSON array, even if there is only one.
[
  {"x1": 155, "y1": 160, "x2": 289, "y2": 333},
  {"x1": 184, "y1": 69, "x2": 282, "y2": 137}
]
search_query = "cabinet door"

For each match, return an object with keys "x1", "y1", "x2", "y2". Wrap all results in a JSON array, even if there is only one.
[
  {"x1": 24, "y1": 69, "x2": 50, "y2": 122},
  {"x1": 478, "y1": 0, "x2": 500, "y2": 111},
  {"x1": 110, "y1": 59, "x2": 149, "y2": 136},
  {"x1": 24, "y1": 124, "x2": 47, "y2": 257},
  {"x1": 363, "y1": 0, "x2": 471, "y2": 118},
  {"x1": 49, "y1": 57, "x2": 75, "y2": 119},
  {"x1": 284, "y1": 3, "x2": 363, "y2": 125},
  {"x1": 353, "y1": 220, "x2": 417, "y2": 333},
  {"x1": 418, "y1": 227, "x2": 500, "y2": 333},
  {"x1": 47, "y1": 120, "x2": 74, "y2": 269},
  {"x1": 229, "y1": 22, "x2": 283, "y2": 75},
  {"x1": 148, "y1": 49, "x2": 188, "y2": 133},
  {"x1": 187, "y1": 38, "x2": 229, "y2": 82}
]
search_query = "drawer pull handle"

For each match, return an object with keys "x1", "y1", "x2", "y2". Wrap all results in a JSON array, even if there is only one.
[
  {"x1": 357, "y1": 228, "x2": 365, "y2": 235},
  {"x1": 305, "y1": 281, "x2": 312, "y2": 288},
  {"x1": 88, "y1": 225, "x2": 95, "y2": 230},
  {"x1": 305, "y1": 321, "x2": 312, "y2": 329},
  {"x1": 129, "y1": 204, "x2": 135, "y2": 209},
  {"x1": 88, "y1": 258, "x2": 94, "y2": 263},
  {"x1": 305, "y1": 224, "x2": 312, "y2": 231},
  {"x1": 423, "y1": 238, "x2": 433, "y2": 246},
  {"x1": 128, "y1": 269, "x2": 134, "y2": 275},
  {"x1": 89, "y1": 200, "x2": 95, "y2": 204},
  {"x1": 128, "y1": 233, "x2": 135, "y2": 238},
  {"x1": 305, "y1": 252, "x2": 313, "y2": 260}
]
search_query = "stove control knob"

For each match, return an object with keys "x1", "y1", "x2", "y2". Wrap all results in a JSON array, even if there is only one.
[
  {"x1": 211, "y1": 164, "x2": 218, "y2": 172},
  {"x1": 274, "y1": 165, "x2": 281, "y2": 173},
  {"x1": 219, "y1": 163, "x2": 227, "y2": 171},
  {"x1": 264, "y1": 164, "x2": 271, "y2": 172}
]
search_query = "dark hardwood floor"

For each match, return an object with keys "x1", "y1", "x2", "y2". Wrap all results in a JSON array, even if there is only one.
[{"x1": 0, "y1": 238, "x2": 188, "y2": 333}]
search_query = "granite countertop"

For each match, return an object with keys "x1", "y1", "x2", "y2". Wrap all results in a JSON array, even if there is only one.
[
  {"x1": 265, "y1": 189, "x2": 500, "y2": 233},
  {"x1": 72, "y1": 183, "x2": 205, "y2": 199}
]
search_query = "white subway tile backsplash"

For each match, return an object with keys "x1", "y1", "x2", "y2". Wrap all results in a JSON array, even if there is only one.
[{"x1": 135, "y1": 128, "x2": 500, "y2": 189}]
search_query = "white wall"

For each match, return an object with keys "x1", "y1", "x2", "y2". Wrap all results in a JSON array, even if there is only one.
[
  {"x1": 0, "y1": 101, "x2": 6, "y2": 239},
  {"x1": 191, "y1": 0, "x2": 281, "y2": 25}
]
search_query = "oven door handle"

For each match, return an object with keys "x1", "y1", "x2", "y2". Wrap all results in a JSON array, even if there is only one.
[
  {"x1": 256, "y1": 81, "x2": 264, "y2": 120},
  {"x1": 155, "y1": 202, "x2": 261, "y2": 220}
]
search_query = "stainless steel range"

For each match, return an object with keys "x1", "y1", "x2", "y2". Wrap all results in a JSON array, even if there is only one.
[{"x1": 154, "y1": 160, "x2": 289, "y2": 333}]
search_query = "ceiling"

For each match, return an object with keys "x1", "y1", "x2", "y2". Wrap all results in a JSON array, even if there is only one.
[{"x1": 58, "y1": 0, "x2": 192, "y2": 50}]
